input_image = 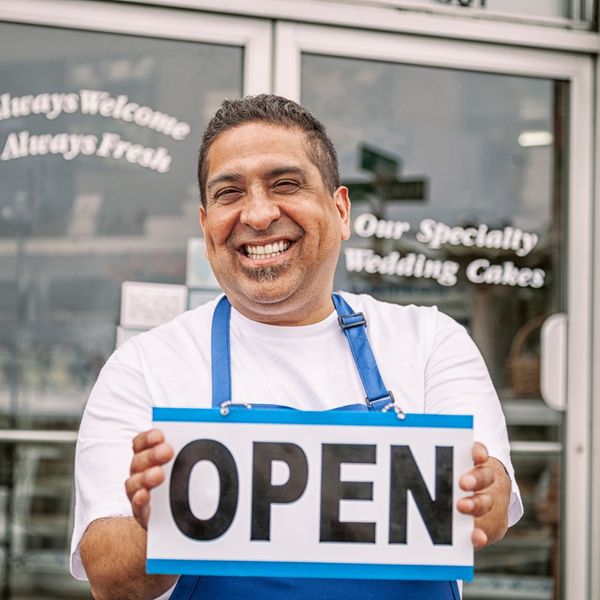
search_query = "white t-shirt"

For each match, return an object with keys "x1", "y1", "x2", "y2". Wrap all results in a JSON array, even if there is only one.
[{"x1": 70, "y1": 292, "x2": 523, "y2": 582}]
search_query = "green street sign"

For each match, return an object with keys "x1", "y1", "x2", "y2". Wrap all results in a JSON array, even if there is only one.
[
  {"x1": 360, "y1": 145, "x2": 399, "y2": 180},
  {"x1": 382, "y1": 178, "x2": 427, "y2": 201},
  {"x1": 345, "y1": 179, "x2": 427, "y2": 202}
]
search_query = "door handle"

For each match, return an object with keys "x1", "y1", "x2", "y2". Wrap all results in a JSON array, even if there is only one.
[{"x1": 540, "y1": 313, "x2": 567, "y2": 412}]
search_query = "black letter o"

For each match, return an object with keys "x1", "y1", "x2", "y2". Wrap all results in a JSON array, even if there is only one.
[{"x1": 170, "y1": 439, "x2": 239, "y2": 540}]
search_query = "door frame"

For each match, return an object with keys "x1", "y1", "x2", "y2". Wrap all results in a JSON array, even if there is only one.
[
  {"x1": 0, "y1": 0, "x2": 272, "y2": 96},
  {"x1": 275, "y1": 22, "x2": 594, "y2": 598}
]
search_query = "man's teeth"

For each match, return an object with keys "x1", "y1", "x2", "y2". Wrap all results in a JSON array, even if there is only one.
[{"x1": 245, "y1": 240, "x2": 291, "y2": 260}]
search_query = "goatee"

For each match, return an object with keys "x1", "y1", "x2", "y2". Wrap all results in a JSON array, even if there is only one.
[{"x1": 242, "y1": 260, "x2": 291, "y2": 282}]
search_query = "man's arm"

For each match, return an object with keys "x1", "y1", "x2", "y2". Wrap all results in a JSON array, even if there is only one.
[
  {"x1": 79, "y1": 429, "x2": 176, "y2": 600},
  {"x1": 80, "y1": 517, "x2": 176, "y2": 600},
  {"x1": 458, "y1": 442, "x2": 511, "y2": 550}
]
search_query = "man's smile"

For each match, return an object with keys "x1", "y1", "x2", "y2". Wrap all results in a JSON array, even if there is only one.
[{"x1": 243, "y1": 239, "x2": 292, "y2": 260}]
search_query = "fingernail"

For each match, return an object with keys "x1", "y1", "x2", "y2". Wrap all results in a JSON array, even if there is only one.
[{"x1": 463, "y1": 499, "x2": 474, "y2": 512}]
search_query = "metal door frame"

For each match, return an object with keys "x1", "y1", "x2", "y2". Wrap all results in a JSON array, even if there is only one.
[
  {"x1": 0, "y1": 0, "x2": 272, "y2": 96},
  {"x1": 275, "y1": 22, "x2": 594, "y2": 598}
]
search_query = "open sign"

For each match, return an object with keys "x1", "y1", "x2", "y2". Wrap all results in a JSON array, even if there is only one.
[{"x1": 147, "y1": 408, "x2": 474, "y2": 581}]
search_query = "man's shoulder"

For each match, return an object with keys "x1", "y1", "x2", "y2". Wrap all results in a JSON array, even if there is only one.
[{"x1": 337, "y1": 291, "x2": 439, "y2": 323}]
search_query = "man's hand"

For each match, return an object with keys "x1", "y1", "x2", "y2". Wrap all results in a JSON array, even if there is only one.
[
  {"x1": 79, "y1": 431, "x2": 176, "y2": 600},
  {"x1": 457, "y1": 442, "x2": 511, "y2": 550},
  {"x1": 125, "y1": 429, "x2": 174, "y2": 530}
]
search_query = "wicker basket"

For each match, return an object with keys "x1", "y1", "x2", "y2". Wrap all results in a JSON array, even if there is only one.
[{"x1": 506, "y1": 315, "x2": 546, "y2": 398}]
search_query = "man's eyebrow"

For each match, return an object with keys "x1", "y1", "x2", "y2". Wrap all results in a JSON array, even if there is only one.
[
  {"x1": 207, "y1": 172, "x2": 243, "y2": 191},
  {"x1": 266, "y1": 166, "x2": 307, "y2": 179}
]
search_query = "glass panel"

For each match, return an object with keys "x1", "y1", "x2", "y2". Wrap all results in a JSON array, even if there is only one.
[
  {"x1": 302, "y1": 53, "x2": 567, "y2": 598},
  {"x1": 0, "y1": 440, "x2": 91, "y2": 600},
  {"x1": 0, "y1": 21, "x2": 244, "y2": 598},
  {"x1": 394, "y1": 0, "x2": 569, "y2": 19}
]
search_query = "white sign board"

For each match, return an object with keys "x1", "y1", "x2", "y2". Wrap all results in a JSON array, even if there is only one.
[
  {"x1": 147, "y1": 409, "x2": 474, "y2": 581},
  {"x1": 120, "y1": 281, "x2": 187, "y2": 330}
]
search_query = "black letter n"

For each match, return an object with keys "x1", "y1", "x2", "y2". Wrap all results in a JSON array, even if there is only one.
[{"x1": 389, "y1": 445, "x2": 453, "y2": 545}]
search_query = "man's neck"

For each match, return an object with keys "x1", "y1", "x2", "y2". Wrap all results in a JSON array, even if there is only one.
[{"x1": 226, "y1": 293, "x2": 335, "y2": 326}]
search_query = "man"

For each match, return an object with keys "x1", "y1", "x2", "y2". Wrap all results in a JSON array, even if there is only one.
[{"x1": 71, "y1": 95, "x2": 521, "y2": 599}]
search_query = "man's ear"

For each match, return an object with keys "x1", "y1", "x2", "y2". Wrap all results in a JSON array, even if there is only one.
[
  {"x1": 199, "y1": 204, "x2": 206, "y2": 234},
  {"x1": 333, "y1": 186, "x2": 351, "y2": 241}
]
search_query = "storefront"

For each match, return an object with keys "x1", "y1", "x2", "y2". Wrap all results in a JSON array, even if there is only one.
[{"x1": 0, "y1": 0, "x2": 598, "y2": 598}]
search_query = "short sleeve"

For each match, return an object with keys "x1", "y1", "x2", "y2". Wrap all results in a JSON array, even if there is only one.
[
  {"x1": 424, "y1": 310, "x2": 523, "y2": 527},
  {"x1": 70, "y1": 342, "x2": 153, "y2": 580}
]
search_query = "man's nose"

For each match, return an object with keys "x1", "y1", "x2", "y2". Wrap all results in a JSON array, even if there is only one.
[{"x1": 240, "y1": 189, "x2": 281, "y2": 231}]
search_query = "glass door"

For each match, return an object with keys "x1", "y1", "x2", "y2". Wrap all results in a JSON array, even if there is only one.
[
  {"x1": 275, "y1": 23, "x2": 593, "y2": 599},
  {"x1": 0, "y1": 2, "x2": 271, "y2": 597}
]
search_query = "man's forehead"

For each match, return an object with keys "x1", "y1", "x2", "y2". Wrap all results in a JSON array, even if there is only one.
[{"x1": 206, "y1": 122, "x2": 314, "y2": 178}]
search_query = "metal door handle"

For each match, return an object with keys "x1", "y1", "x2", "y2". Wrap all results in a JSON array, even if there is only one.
[{"x1": 540, "y1": 313, "x2": 567, "y2": 412}]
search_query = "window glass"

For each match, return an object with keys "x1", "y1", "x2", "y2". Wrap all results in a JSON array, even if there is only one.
[
  {"x1": 0, "y1": 22, "x2": 242, "y2": 431},
  {"x1": 0, "y1": 21, "x2": 243, "y2": 598},
  {"x1": 302, "y1": 52, "x2": 566, "y2": 598}
]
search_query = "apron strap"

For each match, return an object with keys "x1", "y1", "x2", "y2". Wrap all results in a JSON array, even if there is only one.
[
  {"x1": 331, "y1": 293, "x2": 393, "y2": 410},
  {"x1": 211, "y1": 295, "x2": 232, "y2": 408},
  {"x1": 211, "y1": 294, "x2": 393, "y2": 411}
]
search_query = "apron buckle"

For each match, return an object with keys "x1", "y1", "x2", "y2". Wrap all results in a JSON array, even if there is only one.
[
  {"x1": 337, "y1": 311, "x2": 366, "y2": 330},
  {"x1": 220, "y1": 400, "x2": 252, "y2": 416}
]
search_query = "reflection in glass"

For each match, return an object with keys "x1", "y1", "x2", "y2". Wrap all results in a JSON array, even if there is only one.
[
  {"x1": 302, "y1": 53, "x2": 566, "y2": 598},
  {"x1": 0, "y1": 22, "x2": 242, "y2": 430},
  {"x1": 0, "y1": 21, "x2": 243, "y2": 598}
]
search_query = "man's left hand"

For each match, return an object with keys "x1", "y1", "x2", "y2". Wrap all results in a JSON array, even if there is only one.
[{"x1": 457, "y1": 442, "x2": 511, "y2": 550}]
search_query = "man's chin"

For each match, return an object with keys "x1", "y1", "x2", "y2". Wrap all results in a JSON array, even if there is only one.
[
  {"x1": 241, "y1": 261, "x2": 291, "y2": 283},
  {"x1": 234, "y1": 262, "x2": 299, "y2": 305}
]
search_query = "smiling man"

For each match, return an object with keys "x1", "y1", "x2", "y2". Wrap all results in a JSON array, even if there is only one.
[
  {"x1": 200, "y1": 119, "x2": 350, "y2": 325},
  {"x1": 71, "y1": 95, "x2": 522, "y2": 600}
]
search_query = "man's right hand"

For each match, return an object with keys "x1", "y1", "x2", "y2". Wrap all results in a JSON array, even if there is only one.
[
  {"x1": 81, "y1": 431, "x2": 177, "y2": 600},
  {"x1": 125, "y1": 429, "x2": 174, "y2": 530}
]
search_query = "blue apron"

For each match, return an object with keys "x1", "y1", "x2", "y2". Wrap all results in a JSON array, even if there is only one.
[{"x1": 170, "y1": 294, "x2": 460, "y2": 600}]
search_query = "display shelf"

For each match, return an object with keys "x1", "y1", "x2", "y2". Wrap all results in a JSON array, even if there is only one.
[{"x1": 510, "y1": 441, "x2": 562, "y2": 454}]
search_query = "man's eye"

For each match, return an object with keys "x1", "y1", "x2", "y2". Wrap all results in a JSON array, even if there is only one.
[
  {"x1": 215, "y1": 188, "x2": 242, "y2": 202},
  {"x1": 273, "y1": 180, "x2": 300, "y2": 193}
]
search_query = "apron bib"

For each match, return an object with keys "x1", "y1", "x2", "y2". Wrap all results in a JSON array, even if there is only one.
[{"x1": 170, "y1": 294, "x2": 460, "y2": 600}]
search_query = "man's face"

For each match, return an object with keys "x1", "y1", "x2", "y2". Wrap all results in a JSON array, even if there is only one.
[{"x1": 200, "y1": 122, "x2": 350, "y2": 325}]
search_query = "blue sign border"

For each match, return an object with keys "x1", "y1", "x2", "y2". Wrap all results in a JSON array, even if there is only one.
[
  {"x1": 149, "y1": 407, "x2": 473, "y2": 582},
  {"x1": 146, "y1": 559, "x2": 473, "y2": 581},
  {"x1": 153, "y1": 407, "x2": 473, "y2": 429}
]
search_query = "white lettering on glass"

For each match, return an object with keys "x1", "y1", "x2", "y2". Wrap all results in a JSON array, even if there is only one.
[
  {"x1": 0, "y1": 90, "x2": 191, "y2": 141},
  {"x1": 1, "y1": 130, "x2": 172, "y2": 173},
  {"x1": 344, "y1": 248, "x2": 459, "y2": 287},
  {"x1": 416, "y1": 218, "x2": 538, "y2": 257},
  {"x1": 354, "y1": 213, "x2": 410, "y2": 240},
  {"x1": 466, "y1": 259, "x2": 545, "y2": 288},
  {"x1": 347, "y1": 214, "x2": 546, "y2": 289}
]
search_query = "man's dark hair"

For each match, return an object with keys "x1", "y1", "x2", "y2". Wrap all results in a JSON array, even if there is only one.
[{"x1": 197, "y1": 94, "x2": 340, "y2": 207}]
